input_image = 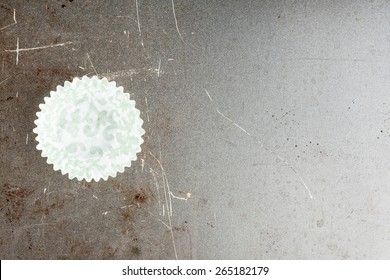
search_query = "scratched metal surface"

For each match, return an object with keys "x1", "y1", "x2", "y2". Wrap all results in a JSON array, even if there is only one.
[{"x1": 1, "y1": 0, "x2": 390, "y2": 259}]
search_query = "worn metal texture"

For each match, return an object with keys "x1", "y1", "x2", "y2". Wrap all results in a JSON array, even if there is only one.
[{"x1": 1, "y1": 0, "x2": 390, "y2": 259}]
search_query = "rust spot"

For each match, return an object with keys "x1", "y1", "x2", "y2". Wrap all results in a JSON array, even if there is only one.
[
  {"x1": 134, "y1": 189, "x2": 148, "y2": 204},
  {"x1": 3, "y1": 185, "x2": 31, "y2": 198},
  {"x1": 155, "y1": 110, "x2": 173, "y2": 137},
  {"x1": 131, "y1": 246, "x2": 141, "y2": 256},
  {"x1": 100, "y1": 243, "x2": 119, "y2": 259},
  {"x1": 30, "y1": 193, "x2": 74, "y2": 217},
  {"x1": 0, "y1": 136, "x2": 10, "y2": 143},
  {"x1": 228, "y1": 198, "x2": 234, "y2": 208},
  {"x1": 114, "y1": 183, "x2": 153, "y2": 206},
  {"x1": 137, "y1": 138, "x2": 153, "y2": 162},
  {"x1": 197, "y1": 198, "x2": 208, "y2": 209},
  {"x1": 120, "y1": 208, "x2": 132, "y2": 222},
  {"x1": 0, "y1": 4, "x2": 12, "y2": 13},
  {"x1": 58, "y1": 237, "x2": 93, "y2": 259},
  {"x1": 36, "y1": 68, "x2": 74, "y2": 81},
  {"x1": 53, "y1": 219, "x2": 67, "y2": 231},
  {"x1": 163, "y1": 117, "x2": 173, "y2": 136},
  {"x1": 207, "y1": 222, "x2": 215, "y2": 228},
  {"x1": 0, "y1": 183, "x2": 34, "y2": 222},
  {"x1": 173, "y1": 226, "x2": 187, "y2": 232},
  {"x1": 317, "y1": 219, "x2": 324, "y2": 228},
  {"x1": 114, "y1": 183, "x2": 157, "y2": 238},
  {"x1": 52, "y1": 36, "x2": 62, "y2": 44}
]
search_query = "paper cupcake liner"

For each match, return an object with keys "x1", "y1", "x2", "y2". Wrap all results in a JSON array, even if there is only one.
[{"x1": 33, "y1": 76, "x2": 145, "y2": 182}]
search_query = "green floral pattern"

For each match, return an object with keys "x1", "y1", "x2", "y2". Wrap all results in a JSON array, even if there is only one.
[{"x1": 33, "y1": 76, "x2": 145, "y2": 182}]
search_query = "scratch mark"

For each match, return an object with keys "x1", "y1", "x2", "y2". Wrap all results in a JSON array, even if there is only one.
[
  {"x1": 149, "y1": 151, "x2": 173, "y2": 216},
  {"x1": 164, "y1": 171, "x2": 172, "y2": 216},
  {"x1": 170, "y1": 192, "x2": 188, "y2": 201},
  {"x1": 123, "y1": 30, "x2": 130, "y2": 40},
  {"x1": 16, "y1": 92, "x2": 18, "y2": 98},
  {"x1": 86, "y1": 53, "x2": 98, "y2": 75},
  {"x1": 0, "y1": 8, "x2": 17, "y2": 31},
  {"x1": 149, "y1": 168, "x2": 162, "y2": 210},
  {"x1": 135, "y1": 0, "x2": 144, "y2": 47},
  {"x1": 93, "y1": 194, "x2": 98, "y2": 200},
  {"x1": 25, "y1": 133, "x2": 28, "y2": 145},
  {"x1": 16, "y1": 37, "x2": 19, "y2": 65},
  {"x1": 167, "y1": 58, "x2": 174, "y2": 61},
  {"x1": 144, "y1": 209, "x2": 171, "y2": 230},
  {"x1": 5, "y1": 41, "x2": 73, "y2": 53},
  {"x1": 203, "y1": 89, "x2": 313, "y2": 200},
  {"x1": 215, "y1": 107, "x2": 252, "y2": 138},
  {"x1": 220, "y1": 138, "x2": 237, "y2": 147},
  {"x1": 204, "y1": 89, "x2": 213, "y2": 101},
  {"x1": 157, "y1": 134, "x2": 163, "y2": 160},
  {"x1": 102, "y1": 211, "x2": 110, "y2": 215},
  {"x1": 292, "y1": 168, "x2": 314, "y2": 199},
  {"x1": 145, "y1": 96, "x2": 150, "y2": 122},
  {"x1": 0, "y1": 75, "x2": 12, "y2": 86},
  {"x1": 157, "y1": 58, "x2": 161, "y2": 77},
  {"x1": 171, "y1": 0, "x2": 184, "y2": 42},
  {"x1": 117, "y1": 15, "x2": 138, "y2": 24},
  {"x1": 276, "y1": 111, "x2": 290, "y2": 121},
  {"x1": 5, "y1": 40, "x2": 73, "y2": 65},
  {"x1": 98, "y1": 68, "x2": 163, "y2": 80},
  {"x1": 148, "y1": 150, "x2": 178, "y2": 259},
  {"x1": 293, "y1": 57, "x2": 365, "y2": 62},
  {"x1": 20, "y1": 222, "x2": 55, "y2": 229}
]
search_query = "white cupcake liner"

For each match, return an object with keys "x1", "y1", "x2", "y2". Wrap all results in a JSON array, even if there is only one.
[{"x1": 33, "y1": 76, "x2": 145, "y2": 182}]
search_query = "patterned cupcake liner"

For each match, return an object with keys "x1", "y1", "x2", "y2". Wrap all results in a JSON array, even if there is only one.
[{"x1": 33, "y1": 76, "x2": 145, "y2": 182}]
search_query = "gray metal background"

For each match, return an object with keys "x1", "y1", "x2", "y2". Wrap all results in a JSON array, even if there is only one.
[{"x1": 1, "y1": 0, "x2": 390, "y2": 259}]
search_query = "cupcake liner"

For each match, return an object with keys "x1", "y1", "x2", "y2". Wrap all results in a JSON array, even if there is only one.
[{"x1": 33, "y1": 75, "x2": 145, "y2": 182}]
